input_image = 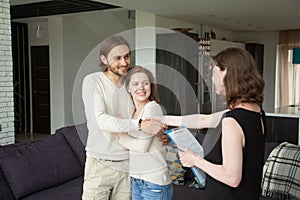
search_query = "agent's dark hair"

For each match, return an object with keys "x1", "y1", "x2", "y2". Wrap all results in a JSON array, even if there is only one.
[
  {"x1": 99, "y1": 35, "x2": 130, "y2": 68},
  {"x1": 212, "y1": 48, "x2": 265, "y2": 109},
  {"x1": 122, "y1": 66, "x2": 160, "y2": 103}
]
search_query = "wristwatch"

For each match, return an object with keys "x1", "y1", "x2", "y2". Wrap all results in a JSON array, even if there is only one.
[{"x1": 138, "y1": 119, "x2": 142, "y2": 131}]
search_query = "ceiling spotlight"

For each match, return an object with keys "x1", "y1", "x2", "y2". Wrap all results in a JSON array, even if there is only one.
[{"x1": 35, "y1": 23, "x2": 42, "y2": 38}]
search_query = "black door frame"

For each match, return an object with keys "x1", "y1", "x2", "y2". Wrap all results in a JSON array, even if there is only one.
[{"x1": 11, "y1": 22, "x2": 31, "y2": 134}]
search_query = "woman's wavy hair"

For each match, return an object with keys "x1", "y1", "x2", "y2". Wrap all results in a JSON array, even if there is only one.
[
  {"x1": 122, "y1": 66, "x2": 160, "y2": 103},
  {"x1": 212, "y1": 48, "x2": 265, "y2": 109}
]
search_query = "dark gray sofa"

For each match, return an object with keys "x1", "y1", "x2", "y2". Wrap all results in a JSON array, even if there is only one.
[
  {"x1": 0, "y1": 124, "x2": 279, "y2": 200},
  {"x1": 0, "y1": 125, "x2": 87, "y2": 200}
]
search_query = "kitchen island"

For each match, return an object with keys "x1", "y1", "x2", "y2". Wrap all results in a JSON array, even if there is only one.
[{"x1": 265, "y1": 105, "x2": 300, "y2": 145}]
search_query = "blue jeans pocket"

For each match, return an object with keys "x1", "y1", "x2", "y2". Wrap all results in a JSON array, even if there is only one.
[
  {"x1": 131, "y1": 178, "x2": 173, "y2": 200},
  {"x1": 144, "y1": 181, "x2": 163, "y2": 192},
  {"x1": 143, "y1": 181, "x2": 173, "y2": 200}
]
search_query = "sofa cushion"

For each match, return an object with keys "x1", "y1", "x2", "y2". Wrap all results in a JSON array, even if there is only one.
[
  {"x1": 0, "y1": 132, "x2": 83, "y2": 199},
  {"x1": 22, "y1": 176, "x2": 83, "y2": 200},
  {"x1": 0, "y1": 158, "x2": 14, "y2": 200},
  {"x1": 56, "y1": 124, "x2": 87, "y2": 167},
  {"x1": 165, "y1": 145, "x2": 186, "y2": 185}
]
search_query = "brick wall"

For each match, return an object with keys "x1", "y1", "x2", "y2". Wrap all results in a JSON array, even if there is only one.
[{"x1": 0, "y1": 0, "x2": 14, "y2": 145}]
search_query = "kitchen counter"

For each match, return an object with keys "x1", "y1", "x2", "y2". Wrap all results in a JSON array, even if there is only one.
[
  {"x1": 266, "y1": 105, "x2": 300, "y2": 118},
  {"x1": 265, "y1": 105, "x2": 300, "y2": 145}
]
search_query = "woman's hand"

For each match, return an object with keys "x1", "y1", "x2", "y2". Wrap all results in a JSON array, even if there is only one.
[
  {"x1": 141, "y1": 118, "x2": 164, "y2": 136},
  {"x1": 178, "y1": 146, "x2": 203, "y2": 167},
  {"x1": 116, "y1": 132, "x2": 125, "y2": 137}
]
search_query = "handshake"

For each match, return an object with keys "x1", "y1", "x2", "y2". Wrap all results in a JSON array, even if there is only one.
[
  {"x1": 139, "y1": 117, "x2": 169, "y2": 145},
  {"x1": 138, "y1": 117, "x2": 167, "y2": 136}
]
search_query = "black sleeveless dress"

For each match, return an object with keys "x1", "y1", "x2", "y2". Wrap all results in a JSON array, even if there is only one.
[{"x1": 204, "y1": 108, "x2": 266, "y2": 200}]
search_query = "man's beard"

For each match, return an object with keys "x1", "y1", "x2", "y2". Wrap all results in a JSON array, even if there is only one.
[{"x1": 107, "y1": 65, "x2": 127, "y2": 77}]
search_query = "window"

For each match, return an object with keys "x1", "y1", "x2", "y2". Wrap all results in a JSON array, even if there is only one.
[{"x1": 275, "y1": 30, "x2": 300, "y2": 108}]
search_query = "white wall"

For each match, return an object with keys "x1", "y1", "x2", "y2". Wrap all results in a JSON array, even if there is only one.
[
  {"x1": 49, "y1": 17, "x2": 65, "y2": 133},
  {"x1": 63, "y1": 9, "x2": 135, "y2": 126},
  {"x1": 135, "y1": 11, "x2": 156, "y2": 74},
  {"x1": 28, "y1": 20, "x2": 48, "y2": 46},
  {"x1": 24, "y1": 19, "x2": 66, "y2": 133},
  {"x1": 15, "y1": 9, "x2": 280, "y2": 133},
  {"x1": 156, "y1": 15, "x2": 279, "y2": 111},
  {"x1": 155, "y1": 15, "x2": 279, "y2": 111},
  {"x1": 155, "y1": 16, "x2": 242, "y2": 42},
  {"x1": 156, "y1": 15, "x2": 201, "y2": 35},
  {"x1": 204, "y1": 25, "x2": 242, "y2": 42},
  {"x1": 240, "y1": 31, "x2": 279, "y2": 112},
  {"x1": 20, "y1": 9, "x2": 135, "y2": 132}
]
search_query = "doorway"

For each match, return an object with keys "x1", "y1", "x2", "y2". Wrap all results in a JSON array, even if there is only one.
[
  {"x1": 31, "y1": 46, "x2": 50, "y2": 134},
  {"x1": 12, "y1": 22, "x2": 31, "y2": 134}
]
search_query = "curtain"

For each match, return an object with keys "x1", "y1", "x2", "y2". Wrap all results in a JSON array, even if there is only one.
[{"x1": 277, "y1": 30, "x2": 300, "y2": 107}]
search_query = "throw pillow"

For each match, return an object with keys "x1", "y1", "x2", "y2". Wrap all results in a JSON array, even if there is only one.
[
  {"x1": 57, "y1": 124, "x2": 87, "y2": 168},
  {"x1": 165, "y1": 145, "x2": 186, "y2": 185},
  {"x1": 261, "y1": 142, "x2": 300, "y2": 199},
  {"x1": 0, "y1": 132, "x2": 83, "y2": 199}
]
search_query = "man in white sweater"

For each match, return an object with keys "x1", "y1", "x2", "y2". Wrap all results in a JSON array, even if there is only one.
[{"x1": 81, "y1": 35, "x2": 163, "y2": 200}]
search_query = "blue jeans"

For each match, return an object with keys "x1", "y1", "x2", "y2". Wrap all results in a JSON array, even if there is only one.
[{"x1": 131, "y1": 177, "x2": 173, "y2": 200}]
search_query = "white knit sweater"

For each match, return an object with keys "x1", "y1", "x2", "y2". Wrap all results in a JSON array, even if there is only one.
[
  {"x1": 118, "y1": 101, "x2": 172, "y2": 185},
  {"x1": 82, "y1": 72, "x2": 137, "y2": 160}
]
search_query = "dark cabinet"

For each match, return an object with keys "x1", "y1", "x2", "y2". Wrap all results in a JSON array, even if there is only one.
[
  {"x1": 246, "y1": 43, "x2": 264, "y2": 75},
  {"x1": 266, "y1": 115, "x2": 299, "y2": 145},
  {"x1": 156, "y1": 32, "x2": 199, "y2": 115}
]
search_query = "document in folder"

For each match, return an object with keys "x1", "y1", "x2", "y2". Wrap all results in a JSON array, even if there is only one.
[{"x1": 165, "y1": 127, "x2": 206, "y2": 185}]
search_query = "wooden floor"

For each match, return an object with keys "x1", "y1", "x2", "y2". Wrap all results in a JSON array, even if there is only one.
[{"x1": 15, "y1": 132, "x2": 49, "y2": 143}]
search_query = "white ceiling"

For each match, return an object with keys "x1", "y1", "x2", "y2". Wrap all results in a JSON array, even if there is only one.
[
  {"x1": 10, "y1": 0, "x2": 300, "y2": 32},
  {"x1": 96, "y1": 0, "x2": 300, "y2": 32}
]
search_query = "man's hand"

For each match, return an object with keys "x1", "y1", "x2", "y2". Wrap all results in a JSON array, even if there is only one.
[
  {"x1": 116, "y1": 132, "x2": 125, "y2": 137},
  {"x1": 140, "y1": 118, "x2": 164, "y2": 136}
]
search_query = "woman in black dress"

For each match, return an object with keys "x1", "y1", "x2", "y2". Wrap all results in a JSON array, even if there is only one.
[{"x1": 158, "y1": 48, "x2": 265, "y2": 200}]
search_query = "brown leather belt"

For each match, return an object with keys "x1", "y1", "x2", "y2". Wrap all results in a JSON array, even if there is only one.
[{"x1": 102, "y1": 159, "x2": 124, "y2": 162}]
